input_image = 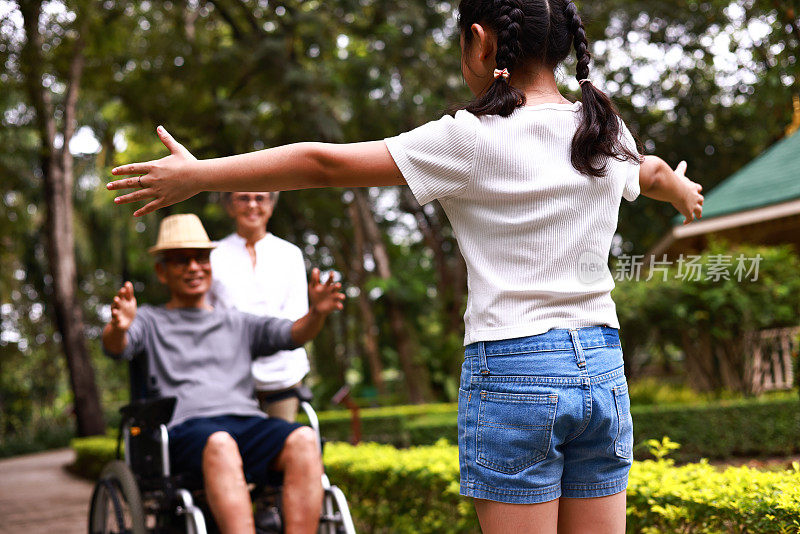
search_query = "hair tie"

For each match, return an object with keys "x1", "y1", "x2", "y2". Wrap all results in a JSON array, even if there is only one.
[
  {"x1": 578, "y1": 78, "x2": 592, "y2": 86},
  {"x1": 493, "y1": 68, "x2": 510, "y2": 80}
]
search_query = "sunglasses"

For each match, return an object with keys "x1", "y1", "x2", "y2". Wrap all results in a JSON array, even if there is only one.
[
  {"x1": 162, "y1": 251, "x2": 211, "y2": 267},
  {"x1": 232, "y1": 194, "x2": 271, "y2": 205}
]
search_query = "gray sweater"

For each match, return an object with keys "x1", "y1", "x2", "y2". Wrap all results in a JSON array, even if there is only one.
[{"x1": 104, "y1": 305, "x2": 299, "y2": 428}]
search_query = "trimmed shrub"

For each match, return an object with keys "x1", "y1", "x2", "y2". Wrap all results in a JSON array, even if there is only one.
[
  {"x1": 324, "y1": 440, "x2": 800, "y2": 534},
  {"x1": 324, "y1": 440, "x2": 477, "y2": 533},
  {"x1": 627, "y1": 438, "x2": 800, "y2": 533},
  {"x1": 71, "y1": 435, "x2": 119, "y2": 480},
  {"x1": 632, "y1": 398, "x2": 800, "y2": 461},
  {"x1": 301, "y1": 403, "x2": 457, "y2": 445},
  {"x1": 310, "y1": 397, "x2": 800, "y2": 461},
  {"x1": 73, "y1": 395, "x2": 797, "y2": 469},
  {"x1": 0, "y1": 422, "x2": 74, "y2": 459},
  {"x1": 72, "y1": 437, "x2": 800, "y2": 532}
]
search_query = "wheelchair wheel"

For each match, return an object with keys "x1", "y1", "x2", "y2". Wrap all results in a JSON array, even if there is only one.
[
  {"x1": 88, "y1": 460, "x2": 146, "y2": 534},
  {"x1": 319, "y1": 485, "x2": 356, "y2": 534}
]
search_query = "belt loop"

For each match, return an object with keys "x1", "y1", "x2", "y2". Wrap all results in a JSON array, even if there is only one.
[
  {"x1": 478, "y1": 341, "x2": 490, "y2": 375},
  {"x1": 569, "y1": 329, "x2": 587, "y2": 368}
]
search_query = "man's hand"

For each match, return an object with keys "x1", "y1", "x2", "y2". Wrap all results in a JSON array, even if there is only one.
[
  {"x1": 671, "y1": 161, "x2": 704, "y2": 225},
  {"x1": 111, "y1": 281, "x2": 138, "y2": 330},
  {"x1": 308, "y1": 268, "x2": 345, "y2": 315},
  {"x1": 291, "y1": 268, "x2": 345, "y2": 346},
  {"x1": 103, "y1": 281, "x2": 137, "y2": 355}
]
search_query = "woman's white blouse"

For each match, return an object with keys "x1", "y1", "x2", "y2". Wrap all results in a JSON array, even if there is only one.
[{"x1": 209, "y1": 232, "x2": 310, "y2": 390}]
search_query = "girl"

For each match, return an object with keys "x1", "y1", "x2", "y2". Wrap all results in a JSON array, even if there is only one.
[{"x1": 108, "y1": 1, "x2": 704, "y2": 532}]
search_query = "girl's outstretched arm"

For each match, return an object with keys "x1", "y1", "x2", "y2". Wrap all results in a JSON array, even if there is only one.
[
  {"x1": 639, "y1": 156, "x2": 704, "y2": 225},
  {"x1": 108, "y1": 126, "x2": 406, "y2": 216}
]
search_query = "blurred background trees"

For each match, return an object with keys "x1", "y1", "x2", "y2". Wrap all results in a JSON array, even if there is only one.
[{"x1": 1, "y1": 0, "x2": 798, "y2": 446}]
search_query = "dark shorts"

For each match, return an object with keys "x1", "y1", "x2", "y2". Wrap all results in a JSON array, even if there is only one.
[{"x1": 168, "y1": 415, "x2": 303, "y2": 485}]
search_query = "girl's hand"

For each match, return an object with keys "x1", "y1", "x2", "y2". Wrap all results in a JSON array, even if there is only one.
[
  {"x1": 107, "y1": 126, "x2": 200, "y2": 217},
  {"x1": 671, "y1": 161, "x2": 704, "y2": 225},
  {"x1": 308, "y1": 268, "x2": 345, "y2": 315},
  {"x1": 110, "y1": 281, "x2": 137, "y2": 331}
]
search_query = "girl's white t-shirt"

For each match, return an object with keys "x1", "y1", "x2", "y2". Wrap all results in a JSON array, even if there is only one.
[{"x1": 384, "y1": 102, "x2": 640, "y2": 346}]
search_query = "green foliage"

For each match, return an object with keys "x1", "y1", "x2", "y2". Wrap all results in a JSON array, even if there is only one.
[
  {"x1": 71, "y1": 434, "x2": 119, "y2": 480},
  {"x1": 310, "y1": 396, "x2": 800, "y2": 461},
  {"x1": 71, "y1": 435, "x2": 800, "y2": 532},
  {"x1": 628, "y1": 455, "x2": 800, "y2": 533},
  {"x1": 592, "y1": 1, "x2": 800, "y2": 255},
  {"x1": 644, "y1": 436, "x2": 682, "y2": 461},
  {"x1": 632, "y1": 398, "x2": 800, "y2": 462},
  {"x1": 627, "y1": 377, "x2": 797, "y2": 406},
  {"x1": 301, "y1": 403, "x2": 458, "y2": 445},
  {"x1": 4, "y1": 0, "x2": 800, "y2": 449},
  {"x1": 795, "y1": 332, "x2": 800, "y2": 402},
  {"x1": 615, "y1": 242, "x2": 800, "y2": 393},
  {"x1": 0, "y1": 422, "x2": 74, "y2": 459},
  {"x1": 324, "y1": 440, "x2": 477, "y2": 533},
  {"x1": 314, "y1": 402, "x2": 459, "y2": 423},
  {"x1": 329, "y1": 440, "x2": 800, "y2": 534},
  {"x1": 628, "y1": 377, "x2": 721, "y2": 405}
]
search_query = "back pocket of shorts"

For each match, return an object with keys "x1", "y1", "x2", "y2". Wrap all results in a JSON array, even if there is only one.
[
  {"x1": 613, "y1": 383, "x2": 633, "y2": 459},
  {"x1": 476, "y1": 390, "x2": 558, "y2": 474}
]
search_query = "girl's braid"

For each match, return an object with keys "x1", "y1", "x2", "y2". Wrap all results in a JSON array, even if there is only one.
[
  {"x1": 564, "y1": 1, "x2": 590, "y2": 81},
  {"x1": 494, "y1": 0, "x2": 526, "y2": 75}
]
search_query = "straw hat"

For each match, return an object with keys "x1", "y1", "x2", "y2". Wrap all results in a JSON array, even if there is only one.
[{"x1": 148, "y1": 214, "x2": 217, "y2": 255}]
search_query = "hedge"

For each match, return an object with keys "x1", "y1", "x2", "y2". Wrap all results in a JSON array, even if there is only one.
[
  {"x1": 308, "y1": 397, "x2": 800, "y2": 461},
  {"x1": 630, "y1": 397, "x2": 800, "y2": 460},
  {"x1": 70, "y1": 435, "x2": 119, "y2": 480},
  {"x1": 302, "y1": 403, "x2": 457, "y2": 445},
  {"x1": 71, "y1": 437, "x2": 800, "y2": 532},
  {"x1": 0, "y1": 422, "x2": 74, "y2": 459},
  {"x1": 323, "y1": 439, "x2": 800, "y2": 534},
  {"x1": 626, "y1": 438, "x2": 800, "y2": 534}
]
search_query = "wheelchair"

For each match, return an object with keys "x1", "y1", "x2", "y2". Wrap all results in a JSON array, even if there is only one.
[{"x1": 88, "y1": 358, "x2": 356, "y2": 534}]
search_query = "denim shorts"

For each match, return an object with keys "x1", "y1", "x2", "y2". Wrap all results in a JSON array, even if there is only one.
[{"x1": 458, "y1": 326, "x2": 633, "y2": 504}]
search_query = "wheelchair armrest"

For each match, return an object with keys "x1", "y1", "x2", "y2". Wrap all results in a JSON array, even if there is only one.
[
  {"x1": 293, "y1": 384, "x2": 314, "y2": 404},
  {"x1": 120, "y1": 396, "x2": 177, "y2": 428},
  {"x1": 259, "y1": 385, "x2": 314, "y2": 405}
]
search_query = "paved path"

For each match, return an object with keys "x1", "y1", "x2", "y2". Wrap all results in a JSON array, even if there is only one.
[{"x1": 0, "y1": 448, "x2": 94, "y2": 534}]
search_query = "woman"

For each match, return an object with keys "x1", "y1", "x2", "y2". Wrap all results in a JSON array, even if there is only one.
[{"x1": 209, "y1": 191, "x2": 310, "y2": 421}]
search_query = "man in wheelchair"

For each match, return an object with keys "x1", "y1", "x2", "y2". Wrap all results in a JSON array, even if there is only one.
[{"x1": 102, "y1": 214, "x2": 345, "y2": 534}]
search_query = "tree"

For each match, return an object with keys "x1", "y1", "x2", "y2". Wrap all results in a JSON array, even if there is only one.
[
  {"x1": 3, "y1": 0, "x2": 799, "y2": 430},
  {"x1": 17, "y1": 0, "x2": 104, "y2": 436}
]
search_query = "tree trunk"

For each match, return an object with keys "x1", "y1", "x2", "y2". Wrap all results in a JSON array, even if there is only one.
[
  {"x1": 20, "y1": 1, "x2": 105, "y2": 436},
  {"x1": 681, "y1": 329, "x2": 717, "y2": 392},
  {"x1": 399, "y1": 188, "x2": 467, "y2": 335},
  {"x1": 352, "y1": 189, "x2": 431, "y2": 403},
  {"x1": 717, "y1": 339, "x2": 745, "y2": 394},
  {"x1": 346, "y1": 198, "x2": 386, "y2": 394}
]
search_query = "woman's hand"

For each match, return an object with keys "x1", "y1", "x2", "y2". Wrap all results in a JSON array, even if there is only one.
[
  {"x1": 107, "y1": 126, "x2": 201, "y2": 217},
  {"x1": 308, "y1": 268, "x2": 345, "y2": 315},
  {"x1": 671, "y1": 161, "x2": 704, "y2": 225}
]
